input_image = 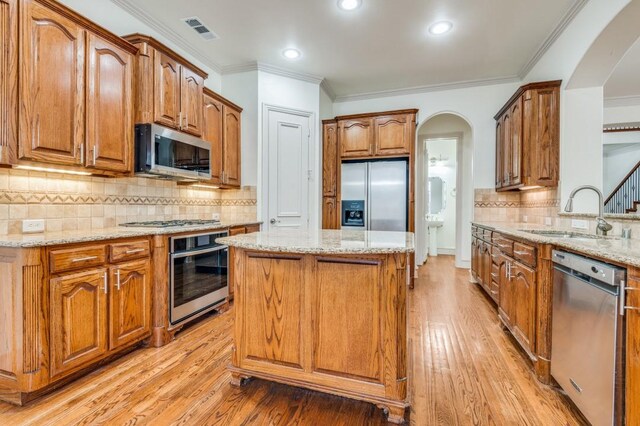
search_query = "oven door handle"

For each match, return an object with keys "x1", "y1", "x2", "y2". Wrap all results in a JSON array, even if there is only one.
[{"x1": 171, "y1": 246, "x2": 228, "y2": 259}]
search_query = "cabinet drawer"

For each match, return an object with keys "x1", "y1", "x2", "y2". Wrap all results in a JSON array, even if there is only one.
[
  {"x1": 229, "y1": 226, "x2": 246, "y2": 236},
  {"x1": 492, "y1": 235, "x2": 513, "y2": 255},
  {"x1": 245, "y1": 224, "x2": 261, "y2": 234},
  {"x1": 491, "y1": 264, "x2": 500, "y2": 282},
  {"x1": 110, "y1": 240, "x2": 151, "y2": 263},
  {"x1": 513, "y1": 242, "x2": 536, "y2": 267},
  {"x1": 50, "y1": 245, "x2": 107, "y2": 274},
  {"x1": 483, "y1": 229, "x2": 493, "y2": 240}
]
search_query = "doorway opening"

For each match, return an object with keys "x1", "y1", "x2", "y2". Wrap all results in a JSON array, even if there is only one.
[{"x1": 415, "y1": 113, "x2": 473, "y2": 269}]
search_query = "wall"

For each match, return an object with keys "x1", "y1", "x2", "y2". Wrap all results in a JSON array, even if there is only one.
[
  {"x1": 0, "y1": 169, "x2": 257, "y2": 235},
  {"x1": 604, "y1": 104, "x2": 640, "y2": 124},
  {"x1": 58, "y1": 0, "x2": 222, "y2": 91},
  {"x1": 426, "y1": 139, "x2": 457, "y2": 253},
  {"x1": 604, "y1": 143, "x2": 640, "y2": 195}
]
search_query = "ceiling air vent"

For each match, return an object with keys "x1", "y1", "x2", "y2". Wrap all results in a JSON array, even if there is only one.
[{"x1": 182, "y1": 16, "x2": 218, "y2": 41}]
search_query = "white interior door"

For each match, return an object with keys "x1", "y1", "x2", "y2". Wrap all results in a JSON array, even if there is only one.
[{"x1": 266, "y1": 109, "x2": 311, "y2": 230}]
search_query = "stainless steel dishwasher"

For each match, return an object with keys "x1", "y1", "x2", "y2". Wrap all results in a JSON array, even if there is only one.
[{"x1": 551, "y1": 250, "x2": 626, "y2": 426}]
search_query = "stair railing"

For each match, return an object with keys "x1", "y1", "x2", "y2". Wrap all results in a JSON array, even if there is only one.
[{"x1": 605, "y1": 160, "x2": 640, "y2": 214}]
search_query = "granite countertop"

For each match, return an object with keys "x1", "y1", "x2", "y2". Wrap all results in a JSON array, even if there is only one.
[
  {"x1": 217, "y1": 229, "x2": 415, "y2": 255},
  {"x1": 0, "y1": 221, "x2": 262, "y2": 248},
  {"x1": 473, "y1": 221, "x2": 640, "y2": 268}
]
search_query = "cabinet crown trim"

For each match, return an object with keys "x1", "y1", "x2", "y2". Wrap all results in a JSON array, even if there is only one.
[
  {"x1": 494, "y1": 80, "x2": 562, "y2": 120},
  {"x1": 334, "y1": 109, "x2": 418, "y2": 121},
  {"x1": 204, "y1": 87, "x2": 243, "y2": 112}
]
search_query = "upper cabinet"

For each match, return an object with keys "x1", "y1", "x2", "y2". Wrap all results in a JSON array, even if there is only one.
[
  {"x1": 494, "y1": 80, "x2": 560, "y2": 191},
  {"x1": 3, "y1": 0, "x2": 137, "y2": 174},
  {"x1": 337, "y1": 110, "x2": 417, "y2": 159},
  {"x1": 201, "y1": 88, "x2": 242, "y2": 188},
  {"x1": 0, "y1": 0, "x2": 18, "y2": 166},
  {"x1": 124, "y1": 34, "x2": 207, "y2": 138}
]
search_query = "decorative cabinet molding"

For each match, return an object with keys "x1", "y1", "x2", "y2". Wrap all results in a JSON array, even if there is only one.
[
  {"x1": 494, "y1": 80, "x2": 560, "y2": 191},
  {"x1": 124, "y1": 33, "x2": 207, "y2": 138}
]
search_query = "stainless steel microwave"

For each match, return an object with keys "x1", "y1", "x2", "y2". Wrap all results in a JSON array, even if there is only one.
[{"x1": 134, "y1": 123, "x2": 211, "y2": 180}]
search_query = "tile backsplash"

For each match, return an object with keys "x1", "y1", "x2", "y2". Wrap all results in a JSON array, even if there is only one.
[
  {"x1": 474, "y1": 187, "x2": 640, "y2": 239},
  {"x1": 0, "y1": 168, "x2": 257, "y2": 235}
]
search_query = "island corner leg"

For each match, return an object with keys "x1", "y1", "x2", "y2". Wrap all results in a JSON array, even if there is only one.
[
  {"x1": 230, "y1": 372, "x2": 252, "y2": 387},
  {"x1": 377, "y1": 404, "x2": 407, "y2": 424}
]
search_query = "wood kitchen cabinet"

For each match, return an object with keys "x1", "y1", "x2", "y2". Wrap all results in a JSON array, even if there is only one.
[
  {"x1": 374, "y1": 113, "x2": 413, "y2": 156},
  {"x1": 86, "y1": 33, "x2": 134, "y2": 172},
  {"x1": 322, "y1": 197, "x2": 339, "y2": 229},
  {"x1": 626, "y1": 269, "x2": 640, "y2": 425},
  {"x1": 203, "y1": 92, "x2": 224, "y2": 183},
  {"x1": 125, "y1": 34, "x2": 208, "y2": 138},
  {"x1": 0, "y1": 0, "x2": 17, "y2": 166},
  {"x1": 322, "y1": 120, "x2": 339, "y2": 197},
  {"x1": 16, "y1": 0, "x2": 137, "y2": 173},
  {"x1": 510, "y1": 261, "x2": 536, "y2": 352},
  {"x1": 222, "y1": 104, "x2": 242, "y2": 187},
  {"x1": 494, "y1": 80, "x2": 560, "y2": 191},
  {"x1": 50, "y1": 268, "x2": 109, "y2": 378},
  {"x1": 109, "y1": 259, "x2": 152, "y2": 349},
  {"x1": 339, "y1": 118, "x2": 373, "y2": 158}
]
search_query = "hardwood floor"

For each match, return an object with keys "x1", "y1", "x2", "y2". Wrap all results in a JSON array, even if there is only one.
[{"x1": 0, "y1": 256, "x2": 586, "y2": 425}]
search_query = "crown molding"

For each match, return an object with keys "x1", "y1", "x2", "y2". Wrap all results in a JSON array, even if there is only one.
[
  {"x1": 518, "y1": 0, "x2": 589, "y2": 79},
  {"x1": 110, "y1": 0, "x2": 223, "y2": 74},
  {"x1": 320, "y1": 79, "x2": 337, "y2": 101},
  {"x1": 221, "y1": 61, "x2": 324, "y2": 85},
  {"x1": 604, "y1": 95, "x2": 640, "y2": 108},
  {"x1": 333, "y1": 75, "x2": 521, "y2": 103}
]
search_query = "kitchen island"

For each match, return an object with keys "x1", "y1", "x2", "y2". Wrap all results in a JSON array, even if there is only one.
[{"x1": 217, "y1": 229, "x2": 414, "y2": 424}]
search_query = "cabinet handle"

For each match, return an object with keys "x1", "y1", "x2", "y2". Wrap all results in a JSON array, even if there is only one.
[
  {"x1": 92, "y1": 146, "x2": 97, "y2": 165},
  {"x1": 72, "y1": 255, "x2": 98, "y2": 263},
  {"x1": 179, "y1": 112, "x2": 183, "y2": 129},
  {"x1": 514, "y1": 250, "x2": 529, "y2": 256},
  {"x1": 79, "y1": 144, "x2": 84, "y2": 161},
  {"x1": 621, "y1": 284, "x2": 640, "y2": 316},
  {"x1": 125, "y1": 248, "x2": 145, "y2": 254},
  {"x1": 491, "y1": 272, "x2": 499, "y2": 279},
  {"x1": 103, "y1": 272, "x2": 108, "y2": 294},
  {"x1": 507, "y1": 262, "x2": 513, "y2": 280},
  {"x1": 497, "y1": 243, "x2": 511, "y2": 249},
  {"x1": 115, "y1": 269, "x2": 121, "y2": 290}
]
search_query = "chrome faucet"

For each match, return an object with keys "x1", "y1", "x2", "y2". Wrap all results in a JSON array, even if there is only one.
[{"x1": 564, "y1": 185, "x2": 613, "y2": 236}]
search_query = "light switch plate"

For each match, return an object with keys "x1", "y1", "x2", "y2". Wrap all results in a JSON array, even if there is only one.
[
  {"x1": 571, "y1": 219, "x2": 589, "y2": 230},
  {"x1": 23, "y1": 219, "x2": 45, "y2": 233},
  {"x1": 545, "y1": 217, "x2": 553, "y2": 226},
  {"x1": 522, "y1": 215, "x2": 528, "y2": 223},
  {"x1": 211, "y1": 213, "x2": 220, "y2": 221}
]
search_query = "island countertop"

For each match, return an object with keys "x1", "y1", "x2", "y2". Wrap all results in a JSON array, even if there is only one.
[{"x1": 217, "y1": 229, "x2": 415, "y2": 255}]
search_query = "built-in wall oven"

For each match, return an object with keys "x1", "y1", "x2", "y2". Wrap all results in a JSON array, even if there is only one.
[{"x1": 170, "y1": 231, "x2": 229, "y2": 326}]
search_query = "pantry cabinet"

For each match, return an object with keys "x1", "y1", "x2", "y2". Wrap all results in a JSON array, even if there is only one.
[
  {"x1": 0, "y1": 0, "x2": 18, "y2": 166},
  {"x1": 15, "y1": 0, "x2": 137, "y2": 173},
  {"x1": 494, "y1": 80, "x2": 560, "y2": 191},
  {"x1": 125, "y1": 34, "x2": 207, "y2": 138}
]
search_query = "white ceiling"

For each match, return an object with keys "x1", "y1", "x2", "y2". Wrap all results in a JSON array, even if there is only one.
[
  {"x1": 605, "y1": 37, "x2": 640, "y2": 99},
  {"x1": 113, "y1": 0, "x2": 582, "y2": 99}
]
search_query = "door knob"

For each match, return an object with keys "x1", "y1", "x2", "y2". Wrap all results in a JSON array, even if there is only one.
[{"x1": 270, "y1": 218, "x2": 277, "y2": 224}]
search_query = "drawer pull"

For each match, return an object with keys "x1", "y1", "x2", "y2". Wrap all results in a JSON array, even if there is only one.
[
  {"x1": 497, "y1": 243, "x2": 511, "y2": 249},
  {"x1": 115, "y1": 269, "x2": 121, "y2": 290},
  {"x1": 514, "y1": 250, "x2": 530, "y2": 256},
  {"x1": 624, "y1": 306, "x2": 640, "y2": 312},
  {"x1": 103, "y1": 272, "x2": 108, "y2": 294},
  {"x1": 72, "y1": 256, "x2": 98, "y2": 263},
  {"x1": 125, "y1": 248, "x2": 145, "y2": 254},
  {"x1": 491, "y1": 273, "x2": 499, "y2": 279}
]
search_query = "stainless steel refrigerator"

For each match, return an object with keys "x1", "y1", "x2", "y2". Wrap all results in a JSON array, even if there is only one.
[{"x1": 341, "y1": 160, "x2": 408, "y2": 231}]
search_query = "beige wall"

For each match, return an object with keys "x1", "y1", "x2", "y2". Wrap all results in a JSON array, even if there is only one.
[{"x1": 0, "y1": 168, "x2": 257, "y2": 235}]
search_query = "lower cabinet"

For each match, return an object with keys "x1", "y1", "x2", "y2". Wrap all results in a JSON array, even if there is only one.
[
  {"x1": 625, "y1": 269, "x2": 640, "y2": 424},
  {"x1": 109, "y1": 260, "x2": 152, "y2": 349},
  {"x1": 50, "y1": 268, "x2": 109, "y2": 378},
  {"x1": 49, "y1": 240, "x2": 152, "y2": 380}
]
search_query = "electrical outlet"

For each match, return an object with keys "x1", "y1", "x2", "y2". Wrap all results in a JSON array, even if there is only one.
[
  {"x1": 211, "y1": 213, "x2": 220, "y2": 221},
  {"x1": 571, "y1": 219, "x2": 589, "y2": 230},
  {"x1": 522, "y1": 215, "x2": 528, "y2": 223},
  {"x1": 22, "y1": 219, "x2": 45, "y2": 234},
  {"x1": 544, "y1": 217, "x2": 553, "y2": 226}
]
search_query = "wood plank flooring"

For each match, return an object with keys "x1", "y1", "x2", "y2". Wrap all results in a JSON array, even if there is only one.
[{"x1": 0, "y1": 256, "x2": 586, "y2": 425}]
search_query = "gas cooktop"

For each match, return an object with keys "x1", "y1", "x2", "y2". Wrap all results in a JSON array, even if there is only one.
[{"x1": 119, "y1": 219, "x2": 221, "y2": 228}]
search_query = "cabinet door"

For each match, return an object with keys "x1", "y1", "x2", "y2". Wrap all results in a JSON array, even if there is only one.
[
  {"x1": 203, "y1": 93, "x2": 223, "y2": 183},
  {"x1": 322, "y1": 196, "x2": 338, "y2": 229},
  {"x1": 339, "y1": 118, "x2": 373, "y2": 158},
  {"x1": 626, "y1": 273, "x2": 640, "y2": 425},
  {"x1": 109, "y1": 259, "x2": 152, "y2": 349},
  {"x1": 374, "y1": 114, "x2": 412, "y2": 156},
  {"x1": 86, "y1": 34, "x2": 133, "y2": 173},
  {"x1": 19, "y1": 0, "x2": 85, "y2": 165},
  {"x1": 322, "y1": 122, "x2": 338, "y2": 197},
  {"x1": 153, "y1": 51, "x2": 181, "y2": 129},
  {"x1": 511, "y1": 261, "x2": 536, "y2": 352},
  {"x1": 482, "y1": 243, "x2": 493, "y2": 293},
  {"x1": 0, "y1": 0, "x2": 17, "y2": 166},
  {"x1": 497, "y1": 254, "x2": 514, "y2": 327},
  {"x1": 524, "y1": 88, "x2": 559, "y2": 186},
  {"x1": 509, "y1": 99, "x2": 523, "y2": 186},
  {"x1": 222, "y1": 105, "x2": 241, "y2": 187},
  {"x1": 501, "y1": 112, "x2": 511, "y2": 187},
  {"x1": 50, "y1": 269, "x2": 108, "y2": 378},
  {"x1": 495, "y1": 119, "x2": 503, "y2": 189},
  {"x1": 471, "y1": 238, "x2": 478, "y2": 279},
  {"x1": 180, "y1": 67, "x2": 204, "y2": 136}
]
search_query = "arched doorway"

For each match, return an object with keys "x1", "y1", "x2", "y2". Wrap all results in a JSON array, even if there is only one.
[{"x1": 415, "y1": 112, "x2": 473, "y2": 269}]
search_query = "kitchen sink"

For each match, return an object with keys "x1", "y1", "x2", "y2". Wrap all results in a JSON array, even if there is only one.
[{"x1": 519, "y1": 230, "x2": 615, "y2": 241}]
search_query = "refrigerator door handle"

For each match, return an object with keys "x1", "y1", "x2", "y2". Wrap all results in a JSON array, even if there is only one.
[{"x1": 365, "y1": 163, "x2": 371, "y2": 230}]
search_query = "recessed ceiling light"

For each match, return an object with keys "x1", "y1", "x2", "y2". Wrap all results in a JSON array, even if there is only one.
[
  {"x1": 282, "y1": 48, "x2": 301, "y2": 60},
  {"x1": 337, "y1": 0, "x2": 362, "y2": 11},
  {"x1": 428, "y1": 21, "x2": 453, "y2": 35}
]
